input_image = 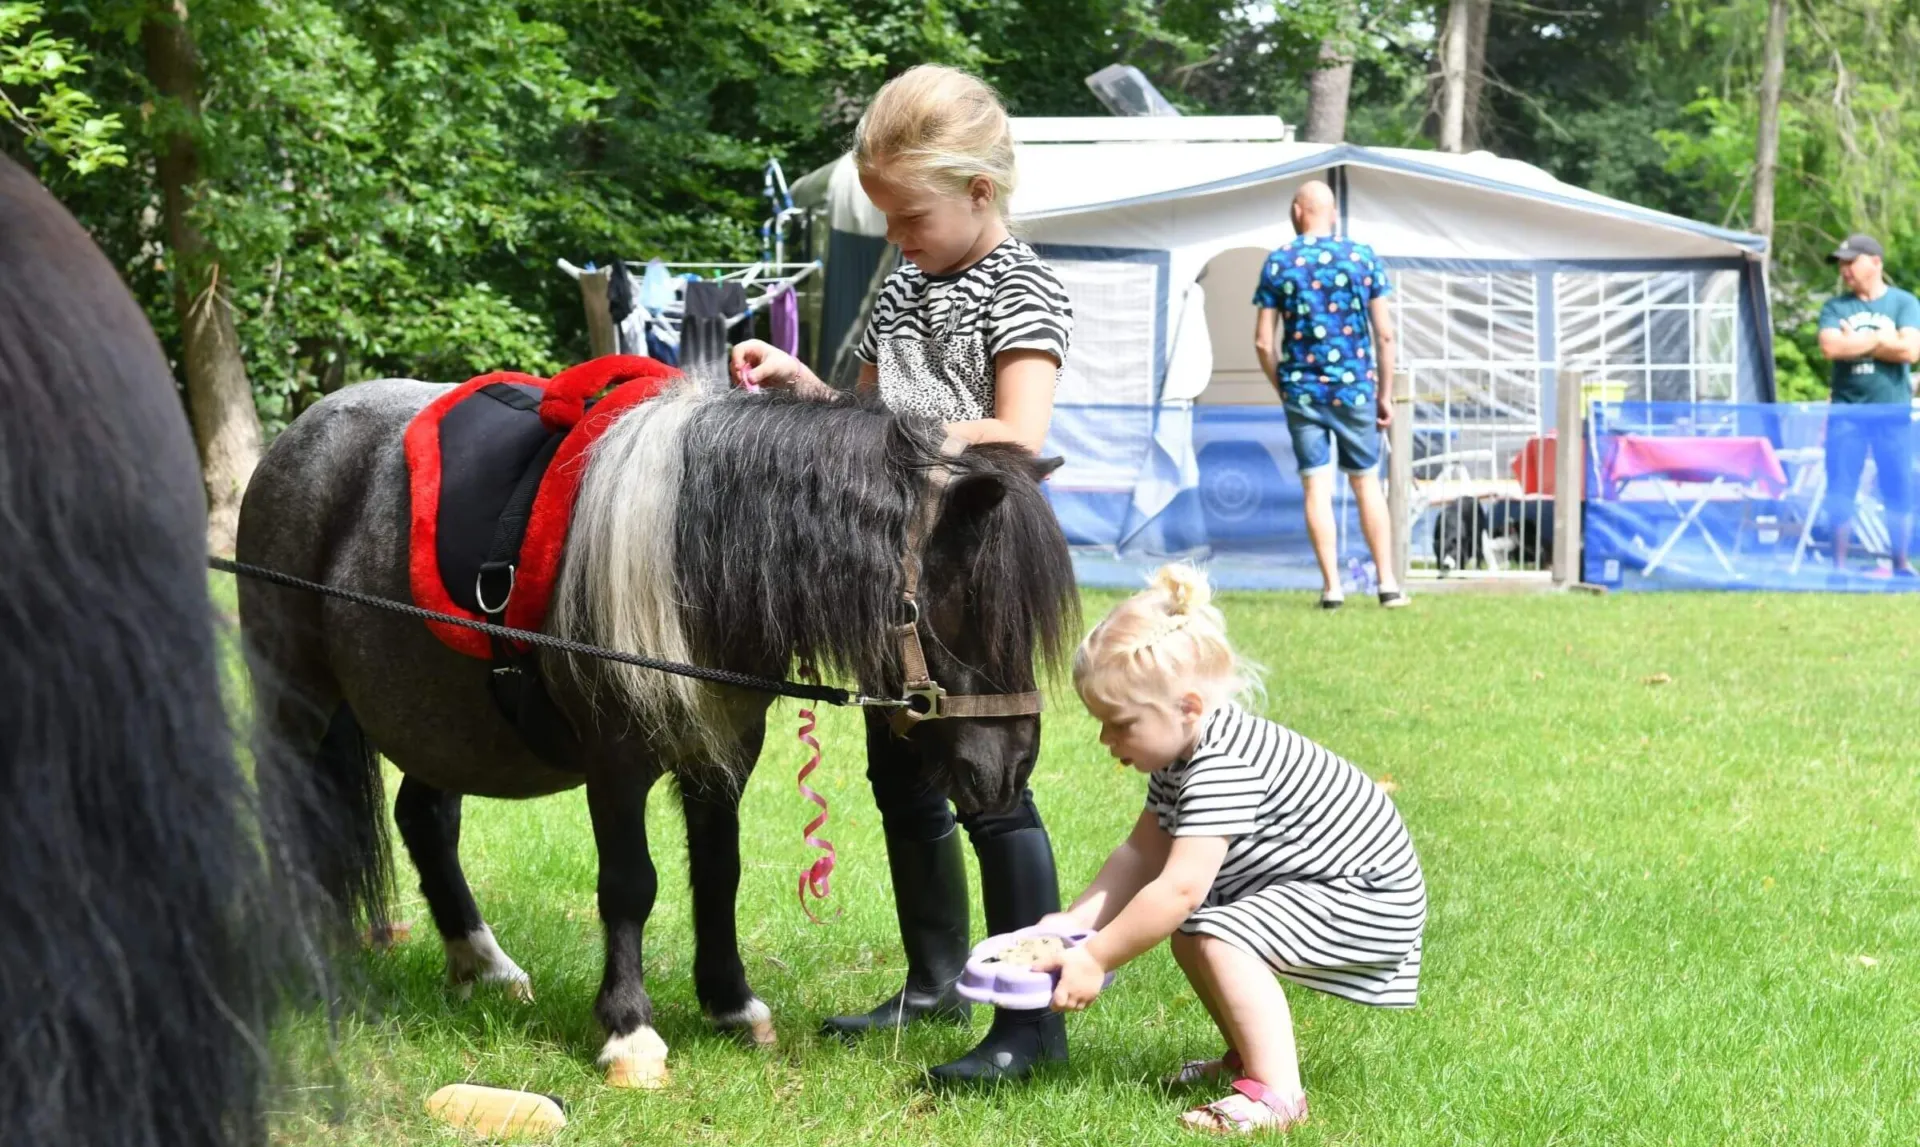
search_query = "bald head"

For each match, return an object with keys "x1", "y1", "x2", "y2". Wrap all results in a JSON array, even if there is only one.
[{"x1": 1291, "y1": 180, "x2": 1336, "y2": 235}]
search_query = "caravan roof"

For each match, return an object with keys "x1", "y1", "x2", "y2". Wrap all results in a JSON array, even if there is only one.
[{"x1": 794, "y1": 120, "x2": 1765, "y2": 259}]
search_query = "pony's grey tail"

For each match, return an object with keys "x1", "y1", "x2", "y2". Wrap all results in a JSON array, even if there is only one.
[{"x1": 280, "y1": 704, "x2": 392, "y2": 937}]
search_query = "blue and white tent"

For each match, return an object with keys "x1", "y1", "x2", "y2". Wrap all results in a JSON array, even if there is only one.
[{"x1": 794, "y1": 116, "x2": 1773, "y2": 560}]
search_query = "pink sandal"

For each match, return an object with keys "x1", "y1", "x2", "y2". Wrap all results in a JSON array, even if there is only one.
[
  {"x1": 1162, "y1": 1049, "x2": 1243, "y2": 1087},
  {"x1": 1180, "y1": 1078, "x2": 1309, "y2": 1136}
]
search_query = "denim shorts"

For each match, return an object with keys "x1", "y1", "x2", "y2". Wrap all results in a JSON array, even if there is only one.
[{"x1": 1283, "y1": 393, "x2": 1380, "y2": 476}]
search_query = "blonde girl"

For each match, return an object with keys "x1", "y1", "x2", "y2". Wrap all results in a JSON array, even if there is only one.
[
  {"x1": 732, "y1": 65, "x2": 1076, "y2": 1086},
  {"x1": 731, "y1": 64, "x2": 1071, "y2": 452},
  {"x1": 1034, "y1": 566, "x2": 1427, "y2": 1134}
]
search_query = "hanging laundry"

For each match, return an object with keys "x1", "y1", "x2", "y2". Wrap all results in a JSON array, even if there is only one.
[
  {"x1": 608, "y1": 259, "x2": 635, "y2": 323},
  {"x1": 609, "y1": 260, "x2": 652, "y2": 357},
  {"x1": 680, "y1": 279, "x2": 746, "y2": 386},
  {"x1": 645, "y1": 324, "x2": 680, "y2": 367},
  {"x1": 770, "y1": 283, "x2": 800, "y2": 357},
  {"x1": 640, "y1": 259, "x2": 676, "y2": 313},
  {"x1": 557, "y1": 255, "x2": 821, "y2": 380}
]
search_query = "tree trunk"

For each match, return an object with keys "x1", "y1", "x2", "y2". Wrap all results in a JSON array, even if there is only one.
[
  {"x1": 1461, "y1": 0, "x2": 1493, "y2": 152},
  {"x1": 1303, "y1": 37, "x2": 1355, "y2": 143},
  {"x1": 142, "y1": 2, "x2": 262, "y2": 556},
  {"x1": 1437, "y1": 0, "x2": 1472, "y2": 152},
  {"x1": 1752, "y1": 0, "x2": 1790, "y2": 247}
]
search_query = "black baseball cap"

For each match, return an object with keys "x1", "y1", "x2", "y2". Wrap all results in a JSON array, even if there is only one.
[{"x1": 1831, "y1": 234, "x2": 1885, "y2": 261}]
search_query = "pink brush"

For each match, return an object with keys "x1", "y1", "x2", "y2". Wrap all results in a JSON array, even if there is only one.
[
  {"x1": 734, "y1": 360, "x2": 761, "y2": 393},
  {"x1": 955, "y1": 922, "x2": 1115, "y2": 1010}
]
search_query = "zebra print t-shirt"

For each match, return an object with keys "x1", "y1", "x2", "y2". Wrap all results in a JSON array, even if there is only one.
[{"x1": 856, "y1": 238, "x2": 1073, "y2": 422}]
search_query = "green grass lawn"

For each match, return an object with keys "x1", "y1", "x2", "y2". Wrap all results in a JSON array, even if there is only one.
[{"x1": 267, "y1": 590, "x2": 1920, "y2": 1145}]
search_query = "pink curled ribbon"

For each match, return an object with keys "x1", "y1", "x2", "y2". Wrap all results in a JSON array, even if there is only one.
[
  {"x1": 734, "y1": 359, "x2": 762, "y2": 393},
  {"x1": 795, "y1": 703, "x2": 840, "y2": 923}
]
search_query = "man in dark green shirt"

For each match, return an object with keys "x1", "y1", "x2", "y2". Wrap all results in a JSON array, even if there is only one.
[{"x1": 1816, "y1": 234, "x2": 1919, "y2": 576}]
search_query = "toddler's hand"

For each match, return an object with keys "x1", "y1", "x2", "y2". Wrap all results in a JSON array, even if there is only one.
[{"x1": 1034, "y1": 946, "x2": 1106, "y2": 1012}]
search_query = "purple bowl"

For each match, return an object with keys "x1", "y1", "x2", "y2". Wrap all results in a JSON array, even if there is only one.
[{"x1": 954, "y1": 923, "x2": 1115, "y2": 1011}]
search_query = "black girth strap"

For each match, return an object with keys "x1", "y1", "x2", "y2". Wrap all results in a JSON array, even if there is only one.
[{"x1": 475, "y1": 430, "x2": 563, "y2": 622}]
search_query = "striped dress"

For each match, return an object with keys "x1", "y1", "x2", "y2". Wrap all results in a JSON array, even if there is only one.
[
  {"x1": 856, "y1": 237, "x2": 1073, "y2": 422},
  {"x1": 1147, "y1": 704, "x2": 1427, "y2": 1007}
]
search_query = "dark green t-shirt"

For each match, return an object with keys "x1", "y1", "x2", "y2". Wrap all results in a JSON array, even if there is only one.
[{"x1": 1820, "y1": 286, "x2": 1920, "y2": 405}]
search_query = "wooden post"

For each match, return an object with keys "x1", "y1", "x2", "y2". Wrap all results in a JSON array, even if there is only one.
[
  {"x1": 1388, "y1": 385, "x2": 1414, "y2": 589},
  {"x1": 578, "y1": 268, "x2": 616, "y2": 358},
  {"x1": 1552, "y1": 370, "x2": 1584, "y2": 586}
]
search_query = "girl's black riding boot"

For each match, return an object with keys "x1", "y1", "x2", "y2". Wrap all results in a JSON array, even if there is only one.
[
  {"x1": 926, "y1": 826, "x2": 1068, "y2": 1087},
  {"x1": 820, "y1": 825, "x2": 973, "y2": 1038}
]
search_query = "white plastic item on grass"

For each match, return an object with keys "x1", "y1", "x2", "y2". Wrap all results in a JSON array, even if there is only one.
[{"x1": 424, "y1": 1084, "x2": 566, "y2": 1140}]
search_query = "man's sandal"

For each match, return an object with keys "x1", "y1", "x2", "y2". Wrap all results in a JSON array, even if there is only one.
[
  {"x1": 1161, "y1": 1049, "x2": 1243, "y2": 1087},
  {"x1": 1180, "y1": 1078, "x2": 1309, "y2": 1136}
]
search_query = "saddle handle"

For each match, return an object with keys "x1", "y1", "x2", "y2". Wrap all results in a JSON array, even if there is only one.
[{"x1": 539, "y1": 355, "x2": 681, "y2": 432}]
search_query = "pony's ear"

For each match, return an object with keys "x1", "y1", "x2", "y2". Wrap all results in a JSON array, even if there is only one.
[
  {"x1": 942, "y1": 471, "x2": 1011, "y2": 523},
  {"x1": 1031, "y1": 455, "x2": 1065, "y2": 481}
]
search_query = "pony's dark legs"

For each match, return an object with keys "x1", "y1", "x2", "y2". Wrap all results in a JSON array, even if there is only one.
[
  {"x1": 392, "y1": 777, "x2": 530, "y2": 1000},
  {"x1": 682, "y1": 759, "x2": 776, "y2": 1047},
  {"x1": 585, "y1": 758, "x2": 667, "y2": 1087}
]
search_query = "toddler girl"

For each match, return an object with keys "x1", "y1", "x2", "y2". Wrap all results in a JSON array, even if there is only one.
[{"x1": 1035, "y1": 566, "x2": 1426, "y2": 1133}]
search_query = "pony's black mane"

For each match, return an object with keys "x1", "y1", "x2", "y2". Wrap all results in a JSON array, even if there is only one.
[
  {"x1": 673, "y1": 387, "x2": 1077, "y2": 692},
  {"x1": 0, "y1": 154, "x2": 288, "y2": 1146}
]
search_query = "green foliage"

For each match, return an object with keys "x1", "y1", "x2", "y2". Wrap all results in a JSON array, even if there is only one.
[
  {"x1": 179, "y1": 0, "x2": 617, "y2": 424},
  {"x1": 1773, "y1": 321, "x2": 1829, "y2": 403},
  {"x1": 0, "y1": 2, "x2": 124, "y2": 173},
  {"x1": 1653, "y1": 0, "x2": 1920, "y2": 324},
  {"x1": 1163, "y1": 1, "x2": 1433, "y2": 143},
  {"x1": 25, "y1": 0, "x2": 1920, "y2": 417}
]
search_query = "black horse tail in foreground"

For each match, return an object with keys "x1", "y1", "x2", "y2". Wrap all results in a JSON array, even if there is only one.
[
  {"x1": 239, "y1": 374, "x2": 1078, "y2": 1087},
  {"x1": 0, "y1": 155, "x2": 305, "y2": 1143}
]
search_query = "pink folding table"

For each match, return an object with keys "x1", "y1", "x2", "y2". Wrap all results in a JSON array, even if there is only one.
[{"x1": 1601, "y1": 435, "x2": 1788, "y2": 577}]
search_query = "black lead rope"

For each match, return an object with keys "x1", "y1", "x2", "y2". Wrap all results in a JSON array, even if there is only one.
[{"x1": 208, "y1": 556, "x2": 900, "y2": 710}]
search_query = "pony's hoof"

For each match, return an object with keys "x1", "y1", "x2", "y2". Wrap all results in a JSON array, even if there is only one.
[
  {"x1": 445, "y1": 927, "x2": 533, "y2": 1003},
  {"x1": 712, "y1": 998, "x2": 776, "y2": 1048},
  {"x1": 604, "y1": 1057, "x2": 670, "y2": 1089},
  {"x1": 599, "y1": 1027, "x2": 669, "y2": 1090}
]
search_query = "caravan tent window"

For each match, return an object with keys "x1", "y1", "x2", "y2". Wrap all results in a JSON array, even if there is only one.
[
  {"x1": 1040, "y1": 253, "x2": 1164, "y2": 504},
  {"x1": 1048, "y1": 257, "x2": 1161, "y2": 407},
  {"x1": 1393, "y1": 269, "x2": 1545, "y2": 496},
  {"x1": 1556, "y1": 270, "x2": 1739, "y2": 404}
]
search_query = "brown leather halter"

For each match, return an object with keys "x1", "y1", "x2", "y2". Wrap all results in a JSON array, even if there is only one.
[{"x1": 885, "y1": 435, "x2": 1045, "y2": 736}]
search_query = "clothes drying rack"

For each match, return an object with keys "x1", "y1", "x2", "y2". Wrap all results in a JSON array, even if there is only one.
[{"x1": 560, "y1": 159, "x2": 821, "y2": 361}]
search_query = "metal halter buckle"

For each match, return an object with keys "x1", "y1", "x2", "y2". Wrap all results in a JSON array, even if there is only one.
[{"x1": 896, "y1": 682, "x2": 948, "y2": 724}]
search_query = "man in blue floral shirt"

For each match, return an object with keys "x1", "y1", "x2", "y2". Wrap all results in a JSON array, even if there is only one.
[{"x1": 1253, "y1": 181, "x2": 1406, "y2": 608}]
